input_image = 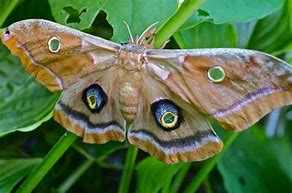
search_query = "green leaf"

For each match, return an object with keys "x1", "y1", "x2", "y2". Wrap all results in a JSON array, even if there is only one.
[
  {"x1": 49, "y1": 0, "x2": 177, "y2": 42},
  {"x1": 0, "y1": 42, "x2": 60, "y2": 135},
  {"x1": 270, "y1": 137, "x2": 292, "y2": 182},
  {"x1": 174, "y1": 21, "x2": 237, "y2": 49},
  {"x1": 248, "y1": 0, "x2": 292, "y2": 52},
  {"x1": 202, "y1": 0, "x2": 285, "y2": 24},
  {"x1": 0, "y1": 158, "x2": 42, "y2": 193},
  {"x1": 179, "y1": 10, "x2": 209, "y2": 31},
  {"x1": 15, "y1": 132, "x2": 77, "y2": 193},
  {"x1": 0, "y1": 0, "x2": 21, "y2": 26},
  {"x1": 181, "y1": 0, "x2": 285, "y2": 31},
  {"x1": 233, "y1": 21, "x2": 257, "y2": 48},
  {"x1": 218, "y1": 127, "x2": 291, "y2": 193},
  {"x1": 136, "y1": 157, "x2": 185, "y2": 193}
]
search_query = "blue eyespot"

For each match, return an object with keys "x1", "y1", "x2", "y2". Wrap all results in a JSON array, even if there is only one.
[
  {"x1": 82, "y1": 84, "x2": 107, "y2": 113},
  {"x1": 151, "y1": 99, "x2": 182, "y2": 131}
]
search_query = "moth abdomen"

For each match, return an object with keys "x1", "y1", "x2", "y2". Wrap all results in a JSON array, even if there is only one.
[
  {"x1": 119, "y1": 81, "x2": 139, "y2": 122},
  {"x1": 120, "y1": 105, "x2": 137, "y2": 122}
]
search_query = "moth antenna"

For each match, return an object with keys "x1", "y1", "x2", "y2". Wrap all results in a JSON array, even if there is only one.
[
  {"x1": 123, "y1": 21, "x2": 134, "y2": 43},
  {"x1": 135, "y1": 34, "x2": 139, "y2": 45},
  {"x1": 137, "y1": 22, "x2": 159, "y2": 44}
]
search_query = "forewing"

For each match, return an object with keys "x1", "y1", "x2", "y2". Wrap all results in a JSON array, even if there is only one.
[
  {"x1": 146, "y1": 48, "x2": 292, "y2": 131},
  {"x1": 1, "y1": 19, "x2": 120, "y2": 91}
]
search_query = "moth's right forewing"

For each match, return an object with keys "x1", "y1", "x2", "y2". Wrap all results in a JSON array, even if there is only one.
[{"x1": 146, "y1": 48, "x2": 292, "y2": 131}]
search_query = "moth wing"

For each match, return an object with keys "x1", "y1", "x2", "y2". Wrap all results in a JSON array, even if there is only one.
[
  {"x1": 54, "y1": 67, "x2": 126, "y2": 143},
  {"x1": 1, "y1": 19, "x2": 120, "y2": 92},
  {"x1": 146, "y1": 48, "x2": 292, "y2": 131},
  {"x1": 127, "y1": 77, "x2": 223, "y2": 164}
]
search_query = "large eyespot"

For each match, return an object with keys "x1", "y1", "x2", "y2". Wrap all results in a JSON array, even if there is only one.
[
  {"x1": 207, "y1": 66, "x2": 225, "y2": 82},
  {"x1": 151, "y1": 99, "x2": 183, "y2": 131},
  {"x1": 82, "y1": 84, "x2": 107, "y2": 113},
  {"x1": 48, "y1": 36, "x2": 61, "y2": 53}
]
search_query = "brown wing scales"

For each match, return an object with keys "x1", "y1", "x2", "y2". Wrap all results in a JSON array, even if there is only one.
[
  {"x1": 147, "y1": 49, "x2": 292, "y2": 131},
  {"x1": 1, "y1": 19, "x2": 119, "y2": 91}
]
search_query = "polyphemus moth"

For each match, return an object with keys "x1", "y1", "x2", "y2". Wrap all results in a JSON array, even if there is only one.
[{"x1": 1, "y1": 19, "x2": 291, "y2": 164}]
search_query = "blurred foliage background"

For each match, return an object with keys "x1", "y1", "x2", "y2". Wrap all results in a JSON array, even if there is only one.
[{"x1": 0, "y1": 0, "x2": 291, "y2": 193}]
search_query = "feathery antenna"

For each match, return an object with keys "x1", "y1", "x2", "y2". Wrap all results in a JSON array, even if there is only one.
[
  {"x1": 123, "y1": 21, "x2": 134, "y2": 43},
  {"x1": 137, "y1": 22, "x2": 159, "y2": 44}
]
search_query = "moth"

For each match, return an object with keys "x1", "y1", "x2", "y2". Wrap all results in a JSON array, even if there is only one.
[{"x1": 1, "y1": 19, "x2": 292, "y2": 164}]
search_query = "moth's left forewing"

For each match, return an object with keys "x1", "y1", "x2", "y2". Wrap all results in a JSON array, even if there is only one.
[
  {"x1": 1, "y1": 19, "x2": 120, "y2": 91},
  {"x1": 147, "y1": 49, "x2": 292, "y2": 131}
]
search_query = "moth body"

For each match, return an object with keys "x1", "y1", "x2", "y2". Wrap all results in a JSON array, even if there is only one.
[
  {"x1": 116, "y1": 44, "x2": 148, "y2": 122},
  {"x1": 118, "y1": 77, "x2": 140, "y2": 122},
  {"x1": 118, "y1": 44, "x2": 148, "y2": 71}
]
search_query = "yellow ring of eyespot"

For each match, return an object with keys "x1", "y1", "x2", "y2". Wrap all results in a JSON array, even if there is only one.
[
  {"x1": 207, "y1": 66, "x2": 225, "y2": 83},
  {"x1": 48, "y1": 36, "x2": 61, "y2": 53},
  {"x1": 161, "y1": 111, "x2": 178, "y2": 128},
  {"x1": 86, "y1": 95, "x2": 97, "y2": 110}
]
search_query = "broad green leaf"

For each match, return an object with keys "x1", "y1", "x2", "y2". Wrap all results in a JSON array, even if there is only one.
[
  {"x1": 49, "y1": 0, "x2": 177, "y2": 42},
  {"x1": 179, "y1": 9, "x2": 211, "y2": 31},
  {"x1": 136, "y1": 157, "x2": 185, "y2": 193},
  {"x1": 0, "y1": 158, "x2": 42, "y2": 193},
  {"x1": 48, "y1": 0, "x2": 108, "y2": 30},
  {"x1": 174, "y1": 21, "x2": 237, "y2": 49},
  {"x1": 248, "y1": 0, "x2": 292, "y2": 52},
  {"x1": 0, "y1": 42, "x2": 60, "y2": 135},
  {"x1": 218, "y1": 127, "x2": 291, "y2": 193},
  {"x1": 181, "y1": 0, "x2": 285, "y2": 30},
  {"x1": 202, "y1": 0, "x2": 285, "y2": 24},
  {"x1": 0, "y1": 0, "x2": 21, "y2": 26}
]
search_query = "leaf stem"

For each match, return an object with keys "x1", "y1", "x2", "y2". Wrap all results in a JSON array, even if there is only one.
[
  {"x1": 169, "y1": 163, "x2": 192, "y2": 193},
  {"x1": 183, "y1": 132, "x2": 239, "y2": 193},
  {"x1": 16, "y1": 131, "x2": 77, "y2": 193},
  {"x1": 117, "y1": 145, "x2": 138, "y2": 193},
  {"x1": 154, "y1": 0, "x2": 206, "y2": 48}
]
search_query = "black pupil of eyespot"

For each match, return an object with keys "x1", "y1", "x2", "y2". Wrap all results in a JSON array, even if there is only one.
[
  {"x1": 82, "y1": 84, "x2": 107, "y2": 113},
  {"x1": 5, "y1": 28, "x2": 10, "y2": 35},
  {"x1": 151, "y1": 99, "x2": 182, "y2": 131}
]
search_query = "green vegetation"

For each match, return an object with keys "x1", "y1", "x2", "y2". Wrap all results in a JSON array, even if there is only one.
[{"x1": 0, "y1": 0, "x2": 291, "y2": 192}]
